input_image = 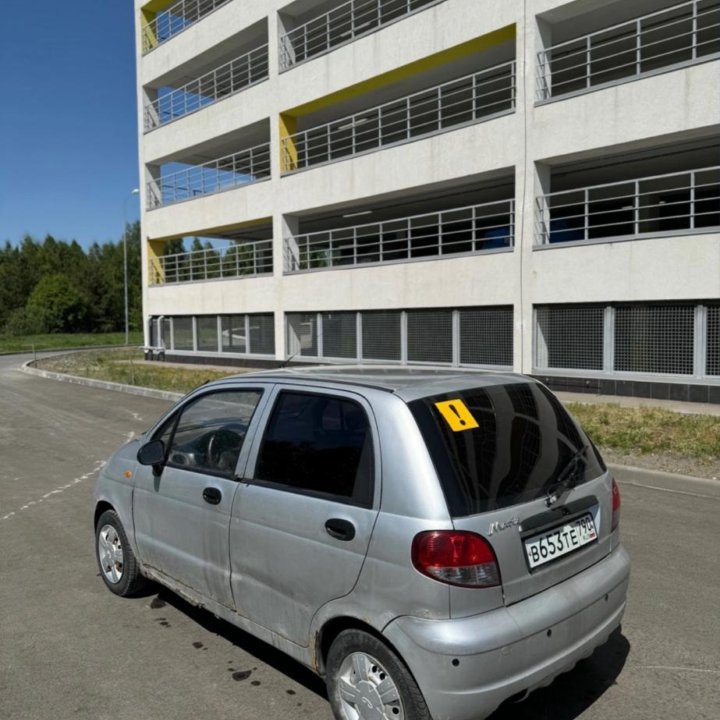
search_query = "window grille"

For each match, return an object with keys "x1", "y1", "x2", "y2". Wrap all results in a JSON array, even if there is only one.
[
  {"x1": 322, "y1": 312, "x2": 358, "y2": 358},
  {"x1": 615, "y1": 305, "x2": 694, "y2": 374},
  {"x1": 707, "y1": 306, "x2": 720, "y2": 375},
  {"x1": 535, "y1": 306, "x2": 604, "y2": 370},
  {"x1": 172, "y1": 317, "x2": 194, "y2": 350},
  {"x1": 361, "y1": 312, "x2": 401, "y2": 360},
  {"x1": 249, "y1": 314, "x2": 275, "y2": 355},
  {"x1": 407, "y1": 310, "x2": 452, "y2": 363},
  {"x1": 196, "y1": 316, "x2": 218, "y2": 351},
  {"x1": 536, "y1": 0, "x2": 720, "y2": 101},
  {"x1": 221, "y1": 316, "x2": 246, "y2": 353},
  {"x1": 287, "y1": 313, "x2": 318, "y2": 357},
  {"x1": 459, "y1": 307, "x2": 513, "y2": 366}
]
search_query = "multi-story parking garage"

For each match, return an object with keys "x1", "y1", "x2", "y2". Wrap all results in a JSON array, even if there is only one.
[{"x1": 136, "y1": 0, "x2": 720, "y2": 401}]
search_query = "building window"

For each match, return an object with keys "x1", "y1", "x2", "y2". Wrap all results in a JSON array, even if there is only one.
[
  {"x1": 535, "y1": 306, "x2": 604, "y2": 371},
  {"x1": 459, "y1": 308, "x2": 514, "y2": 366},
  {"x1": 535, "y1": 302, "x2": 716, "y2": 378},
  {"x1": 407, "y1": 310, "x2": 453, "y2": 363},
  {"x1": 197, "y1": 316, "x2": 218, "y2": 352},
  {"x1": 173, "y1": 317, "x2": 194, "y2": 350},
  {"x1": 285, "y1": 307, "x2": 513, "y2": 368},
  {"x1": 322, "y1": 313, "x2": 358, "y2": 359},
  {"x1": 362, "y1": 312, "x2": 402, "y2": 361},
  {"x1": 615, "y1": 305, "x2": 694, "y2": 375}
]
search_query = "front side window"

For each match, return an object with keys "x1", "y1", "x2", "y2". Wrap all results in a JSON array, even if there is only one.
[
  {"x1": 254, "y1": 391, "x2": 374, "y2": 506},
  {"x1": 162, "y1": 389, "x2": 263, "y2": 477}
]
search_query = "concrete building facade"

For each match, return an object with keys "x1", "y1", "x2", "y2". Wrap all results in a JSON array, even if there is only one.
[{"x1": 135, "y1": 0, "x2": 720, "y2": 401}]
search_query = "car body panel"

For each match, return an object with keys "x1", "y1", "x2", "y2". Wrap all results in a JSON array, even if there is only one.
[{"x1": 384, "y1": 546, "x2": 630, "y2": 720}]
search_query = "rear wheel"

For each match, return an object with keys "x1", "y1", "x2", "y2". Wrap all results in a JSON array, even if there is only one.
[
  {"x1": 95, "y1": 509, "x2": 146, "y2": 597},
  {"x1": 326, "y1": 629, "x2": 431, "y2": 720}
]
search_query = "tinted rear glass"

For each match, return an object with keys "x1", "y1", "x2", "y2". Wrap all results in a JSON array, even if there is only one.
[{"x1": 409, "y1": 382, "x2": 606, "y2": 517}]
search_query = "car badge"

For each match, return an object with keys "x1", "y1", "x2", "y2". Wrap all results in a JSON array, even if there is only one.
[{"x1": 488, "y1": 517, "x2": 520, "y2": 535}]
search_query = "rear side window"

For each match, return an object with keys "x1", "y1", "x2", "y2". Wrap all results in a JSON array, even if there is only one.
[
  {"x1": 409, "y1": 382, "x2": 606, "y2": 517},
  {"x1": 254, "y1": 391, "x2": 374, "y2": 507}
]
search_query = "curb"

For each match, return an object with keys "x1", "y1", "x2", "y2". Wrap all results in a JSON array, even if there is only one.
[{"x1": 21, "y1": 361, "x2": 183, "y2": 403}]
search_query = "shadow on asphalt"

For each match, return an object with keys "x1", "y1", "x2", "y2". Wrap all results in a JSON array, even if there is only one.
[
  {"x1": 146, "y1": 584, "x2": 629, "y2": 717},
  {"x1": 150, "y1": 585, "x2": 328, "y2": 698},
  {"x1": 489, "y1": 627, "x2": 630, "y2": 720}
]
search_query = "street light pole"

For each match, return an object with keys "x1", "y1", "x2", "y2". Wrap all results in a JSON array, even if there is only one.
[{"x1": 123, "y1": 188, "x2": 140, "y2": 345}]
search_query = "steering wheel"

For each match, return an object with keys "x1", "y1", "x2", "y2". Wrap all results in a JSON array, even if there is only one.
[{"x1": 206, "y1": 429, "x2": 241, "y2": 469}]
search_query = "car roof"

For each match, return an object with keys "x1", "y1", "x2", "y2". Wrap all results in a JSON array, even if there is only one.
[{"x1": 209, "y1": 365, "x2": 536, "y2": 402}]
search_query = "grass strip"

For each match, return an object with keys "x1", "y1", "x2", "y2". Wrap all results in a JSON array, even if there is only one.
[
  {"x1": 567, "y1": 402, "x2": 720, "y2": 460},
  {"x1": 0, "y1": 331, "x2": 143, "y2": 353}
]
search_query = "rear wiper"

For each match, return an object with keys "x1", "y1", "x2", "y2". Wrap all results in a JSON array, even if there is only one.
[{"x1": 545, "y1": 444, "x2": 589, "y2": 507}]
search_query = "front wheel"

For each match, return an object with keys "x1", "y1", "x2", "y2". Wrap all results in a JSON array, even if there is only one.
[
  {"x1": 95, "y1": 509, "x2": 146, "y2": 597},
  {"x1": 326, "y1": 629, "x2": 431, "y2": 720}
]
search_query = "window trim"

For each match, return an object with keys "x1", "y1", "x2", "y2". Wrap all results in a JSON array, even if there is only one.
[{"x1": 152, "y1": 387, "x2": 267, "y2": 481}]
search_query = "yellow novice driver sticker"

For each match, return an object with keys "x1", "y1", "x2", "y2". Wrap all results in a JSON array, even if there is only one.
[{"x1": 435, "y1": 399, "x2": 479, "y2": 432}]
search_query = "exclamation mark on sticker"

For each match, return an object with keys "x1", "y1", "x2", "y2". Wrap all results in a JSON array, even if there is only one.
[{"x1": 449, "y1": 404, "x2": 466, "y2": 426}]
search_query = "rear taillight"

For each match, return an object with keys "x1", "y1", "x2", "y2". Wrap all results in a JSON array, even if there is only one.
[
  {"x1": 411, "y1": 531, "x2": 500, "y2": 588},
  {"x1": 611, "y1": 478, "x2": 621, "y2": 531}
]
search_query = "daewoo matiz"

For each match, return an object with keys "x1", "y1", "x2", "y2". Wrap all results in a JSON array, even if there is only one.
[{"x1": 95, "y1": 367, "x2": 630, "y2": 720}]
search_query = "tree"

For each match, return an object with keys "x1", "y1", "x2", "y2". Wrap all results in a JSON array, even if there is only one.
[{"x1": 26, "y1": 274, "x2": 92, "y2": 333}]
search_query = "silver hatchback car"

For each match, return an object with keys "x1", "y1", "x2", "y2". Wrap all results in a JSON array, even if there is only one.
[{"x1": 95, "y1": 367, "x2": 630, "y2": 720}]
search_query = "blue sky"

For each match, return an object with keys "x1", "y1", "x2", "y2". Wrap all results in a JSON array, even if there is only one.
[{"x1": 0, "y1": 1, "x2": 140, "y2": 249}]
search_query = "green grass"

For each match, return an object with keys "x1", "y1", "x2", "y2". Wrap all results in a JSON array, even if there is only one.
[
  {"x1": 0, "y1": 331, "x2": 143, "y2": 353},
  {"x1": 36, "y1": 348, "x2": 237, "y2": 394},
  {"x1": 567, "y1": 402, "x2": 720, "y2": 460}
]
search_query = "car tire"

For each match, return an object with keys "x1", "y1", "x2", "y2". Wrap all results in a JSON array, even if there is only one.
[
  {"x1": 95, "y1": 509, "x2": 146, "y2": 597},
  {"x1": 326, "y1": 629, "x2": 431, "y2": 720}
]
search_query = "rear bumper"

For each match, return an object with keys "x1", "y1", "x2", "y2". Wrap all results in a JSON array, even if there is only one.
[{"x1": 383, "y1": 545, "x2": 630, "y2": 720}]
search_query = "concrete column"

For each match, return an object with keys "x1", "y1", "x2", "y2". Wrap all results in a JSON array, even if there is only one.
[{"x1": 272, "y1": 213, "x2": 300, "y2": 360}]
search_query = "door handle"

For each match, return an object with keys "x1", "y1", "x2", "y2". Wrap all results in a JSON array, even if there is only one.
[
  {"x1": 325, "y1": 518, "x2": 356, "y2": 541},
  {"x1": 202, "y1": 487, "x2": 222, "y2": 505}
]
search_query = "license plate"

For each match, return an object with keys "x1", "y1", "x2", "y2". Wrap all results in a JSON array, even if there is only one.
[{"x1": 524, "y1": 513, "x2": 597, "y2": 569}]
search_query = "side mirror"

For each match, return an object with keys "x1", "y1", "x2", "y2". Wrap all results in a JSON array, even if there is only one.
[{"x1": 137, "y1": 440, "x2": 165, "y2": 474}]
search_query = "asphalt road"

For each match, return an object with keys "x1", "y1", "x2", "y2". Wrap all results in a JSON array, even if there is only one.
[{"x1": 0, "y1": 353, "x2": 718, "y2": 720}]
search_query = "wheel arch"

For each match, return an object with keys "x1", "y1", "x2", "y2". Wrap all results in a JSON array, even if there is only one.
[
  {"x1": 315, "y1": 616, "x2": 406, "y2": 677},
  {"x1": 94, "y1": 501, "x2": 115, "y2": 530}
]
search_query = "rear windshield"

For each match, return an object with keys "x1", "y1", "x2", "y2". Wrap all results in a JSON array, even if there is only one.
[{"x1": 409, "y1": 382, "x2": 606, "y2": 517}]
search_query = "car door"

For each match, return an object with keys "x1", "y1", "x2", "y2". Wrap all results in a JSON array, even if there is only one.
[
  {"x1": 229, "y1": 386, "x2": 380, "y2": 646},
  {"x1": 133, "y1": 386, "x2": 268, "y2": 607}
]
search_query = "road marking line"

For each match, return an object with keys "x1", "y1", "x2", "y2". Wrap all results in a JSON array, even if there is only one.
[
  {"x1": 0, "y1": 460, "x2": 106, "y2": 523},
  {"x1": 634, "y1": 665, "x2": 720, "y2": 675}
]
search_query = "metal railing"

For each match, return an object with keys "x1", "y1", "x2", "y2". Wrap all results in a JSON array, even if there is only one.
[
  {"x1": 285, "y1": 200, "x2": 514, "y2": 272},
  {"x1": 536, "y1": 0, "x2": 720, "y2": 101},
  {"x1": 144, "y1": 45, "x2": 269, "y2": 131},
  {"x1": 279, "y1": 0, "x2": 443, "y2": 69},
  {"x1": 142, "y1": 0, "x2": 232, "y2": 53},
  {"x1": 147, "y1": 142, "x2": 271, "y2": 209},
  {"x1": 149, "y1": 241, "x2": 273, "y2": 285},
  {"x1": 282, "y1": 61, "x2": 515, "y2": 172},
  {"x1": 535, "y1": 166, "x2": 720, "y2": 245}
]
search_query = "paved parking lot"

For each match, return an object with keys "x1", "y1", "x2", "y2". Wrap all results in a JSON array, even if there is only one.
[{"x1": 0, "y1": 354, "x2": 718, "y2": 720}]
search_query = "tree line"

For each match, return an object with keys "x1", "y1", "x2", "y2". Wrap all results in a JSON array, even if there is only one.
[{"x1": 0, "y1": 223, "x2": 142, "y2": 336}]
